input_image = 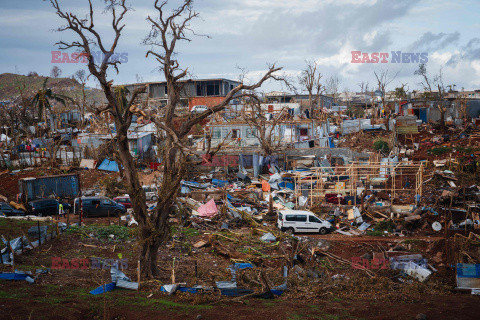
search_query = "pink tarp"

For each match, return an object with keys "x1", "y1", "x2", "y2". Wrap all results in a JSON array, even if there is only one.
[{"x1": 197, "y1": 199, "x2": 218, "y2": 217}]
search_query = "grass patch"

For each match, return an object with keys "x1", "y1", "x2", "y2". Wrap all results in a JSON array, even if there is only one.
[
  {"x1": 171, "y1": 226, "x2": 200, "y2": 238},
  {"x1": 287, "y1": 314, "x2": 305, "y2": 320},
  {"x1": 108, "y1": 292, "x2": 212, "y2": 311},
  {"x1": 65, "y1": 225, "x2": 134, "y2": 242}
]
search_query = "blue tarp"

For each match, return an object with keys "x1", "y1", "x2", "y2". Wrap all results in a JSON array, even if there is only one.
[
  {"x1": 231, "y1": 263, "x2": 254, "y2": 270},
  {"x1": 0, "y1": 273, "x2": 29, "y2": 281},
  {"x1": 98, "y1": 159, "x2": 119, "y2": 172},
  {"x1": 212, "y1": 179, "x2": 229, "y2": 187},
  {"x1": 329, "y1": 137, "x2": 335, "y2": 148},
  {"x1": 90, "y1": 282, "x2": 116, "y2": 295}
]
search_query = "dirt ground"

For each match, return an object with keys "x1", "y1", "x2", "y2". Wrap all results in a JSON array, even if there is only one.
[
  {"x1": 1, "y1": 217, "x2": 479, "y2": 320},
  {"x1": 1, "y1": 283, "x2": 479, "y2": 320}
]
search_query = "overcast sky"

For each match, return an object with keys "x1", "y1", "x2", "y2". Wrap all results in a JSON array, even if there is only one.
[{"x1": 1, "y1": 0, "x2": 480, "y2": 93}]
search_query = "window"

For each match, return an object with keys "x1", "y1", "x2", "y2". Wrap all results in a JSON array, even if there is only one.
[
  {"x1": 206, "y1": 81, "x2": 220, "y2": 96},
  {"x1": 285, "y1": 215, "x2": 307, "y2": 222},
  {"x1": 231, "y1": 129, "x2": 239, "y2": 139},
  {"x1": 212, "y1": 128, "x2": 221, "y2": 139},
  {"x1": 296, "y1": 215, "x2": 307, "y2": 222},
  {"x1": 309, "y1": 216, "x2": 321, "y2": 223}
]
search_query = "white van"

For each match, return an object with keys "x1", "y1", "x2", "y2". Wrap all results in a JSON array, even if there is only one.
[
  {"x1": 277, "y1": 210, "x2": 333, "y2": 235},
  {"x1": 142, "y1": 185, "x2": 158, "y2": 201}
]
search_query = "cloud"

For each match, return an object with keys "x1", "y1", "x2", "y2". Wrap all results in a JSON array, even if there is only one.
[{"x1": 408, "y1": 31, "x2": 460, "y2": 52}]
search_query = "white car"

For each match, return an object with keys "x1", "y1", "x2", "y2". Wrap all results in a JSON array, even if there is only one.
[
  {"x1": 191, "y1": 105, "x2": 209, "y2": 113},
  {"x1": 277, "y1": 210, "x2": 333, "y2": 235}
]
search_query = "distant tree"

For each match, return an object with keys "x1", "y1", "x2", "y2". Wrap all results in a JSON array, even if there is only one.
[
  {"x1": 374, "y1": 69, "x2": 398, "y2": 130},
  {"x1": 27, "y1": 71, "x2": 39, "y2": 77},
  {"x1": 357, "y1": 81, "x2": 370, "y2": 110},
  {"x1": 73, "y1": 69, "x2": 88, "y2": 124},
  {"x1": 32, "y1": 77, "x2": 71, "y2": 125},
  {"x1": 298, "y1": 60, "x2": 323, "y2": 116},
  {"x1": 414, "y1": 63, "x2": 448, "y2": 131},
  {"x1": 326, "y1": 75, "x2": 340, "y2": 104},
  {"x1": 50, "y1": 66, "x2": 62, "y2": 78},
  {"x1": 243, "y1": 98, "x2": 287, "y2": 156}
]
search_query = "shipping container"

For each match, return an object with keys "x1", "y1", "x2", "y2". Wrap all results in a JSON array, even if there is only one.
[{"x1": 18, "y1": 173, "x2": 80, "y2": 202}]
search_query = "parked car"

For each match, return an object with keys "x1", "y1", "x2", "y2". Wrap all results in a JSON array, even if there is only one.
[
  {"x1": 113, "y1": 196, "x2": 132, "y2": 209},
  {"x1": 190, "y1": 105, "x2": 208, "y2": 113},
  {"x1": 27, "y1": 199, "x2": 71, "y2": 217},
  {"x1": 277, "y1": 210, "x2": 333, "y2": 235},
  {"x1": 142, "y1": 186, "x2": 158, "y2": 201},
  {"x1": 0, "y1": 202, "x2": 25, "y2": 216},
  {"x1": 74, "y1": 197, "x2": 126, "y2": 218}
]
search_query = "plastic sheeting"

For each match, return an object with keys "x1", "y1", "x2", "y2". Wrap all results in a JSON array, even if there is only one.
[
  {"x1": 98, "y1": 159, "x2": 119, "y2": 172},
  {"x1": 197, "y1": 199, "x2": 218, "y2": 218}
]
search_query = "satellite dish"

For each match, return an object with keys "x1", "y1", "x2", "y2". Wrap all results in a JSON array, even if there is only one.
[{"x1": 432, "y1": 221, "x2": 442, "y2": 231}]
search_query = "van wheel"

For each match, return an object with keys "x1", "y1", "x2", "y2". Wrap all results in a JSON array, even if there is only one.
[
  {"x1": 319, "y1": 227, "x2": 327, "y2": 235},
  {"x1": 151, "y1": 196, "x2": 158, "y2": 201},
  {"x1": 286, "y1": 228, "x2": 295, "y2": 235}
]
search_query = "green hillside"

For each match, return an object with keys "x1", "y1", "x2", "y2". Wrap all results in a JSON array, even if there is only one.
[{"x1": 0, "y1": 73, "x2": 105, "y2": 105}]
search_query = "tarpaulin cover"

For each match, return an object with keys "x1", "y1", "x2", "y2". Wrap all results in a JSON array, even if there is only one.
[
  {"x1": 98, "y1": 159, "x2": 119, "y2": 172},
  {"x1": 197, "y1": 199, "x2": 218, "y2": 217},
  {"x1": 212, "y1": 179, "x2": 228, "y2": 187},
  {"x1": 90, "y1": 282, "x2": 116, "y2": 295}
]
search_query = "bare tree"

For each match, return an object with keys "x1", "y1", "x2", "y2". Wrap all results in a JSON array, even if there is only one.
[
  {"x1": 374, "y1": 69, "x2": 398, "y2": 130},
  {"x1": 50, "y1": 66, "x2": 62, "y2": 78},
  {"x1": 74, "y1": 69, "x2": 88, "y2": 125},
  {"x1": 358, "y1": 81, "x2": 370, "y2": 110},
  {"x1": 298, "y1": 60, "x2": 323, "y2": 117},
  {"x1": 138, "y1": 0, "x2": 284, "y2": 277},
  {"x1": 50, "y1": 0, "x2": 284, "y2": 278},
  {"x1": 325, "y1": 75, "x2": 340, "y2": 105},
  {"x1": 414, "y1": 63, "x2": 448, "y2": 131},
  {"x1": 242, "y1": 98, "x2": 287, "y2": 156}
]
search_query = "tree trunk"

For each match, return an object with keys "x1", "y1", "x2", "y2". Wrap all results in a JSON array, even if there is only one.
[
  {"x1": 439, "y1": 106, "x2": 446, "y2": 133},
  {"x1": 308, "y1": 92, "x2": 313, "y2": 117}
]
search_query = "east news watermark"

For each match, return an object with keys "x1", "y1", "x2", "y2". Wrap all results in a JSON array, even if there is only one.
[
  {"x1": 351, "y1": 51, "x2": 428, "y2": 64},
  {"x1": 51, "y1": 51, "x2": 128, "y2": 64},
  {"x1": 51, "y1": 254, "x2": 128, "y2": 270}
]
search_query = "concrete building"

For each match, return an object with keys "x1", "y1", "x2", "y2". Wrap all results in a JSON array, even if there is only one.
[{"x1": 122, "y1": 78, "x2": 241, "y2": 111}]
